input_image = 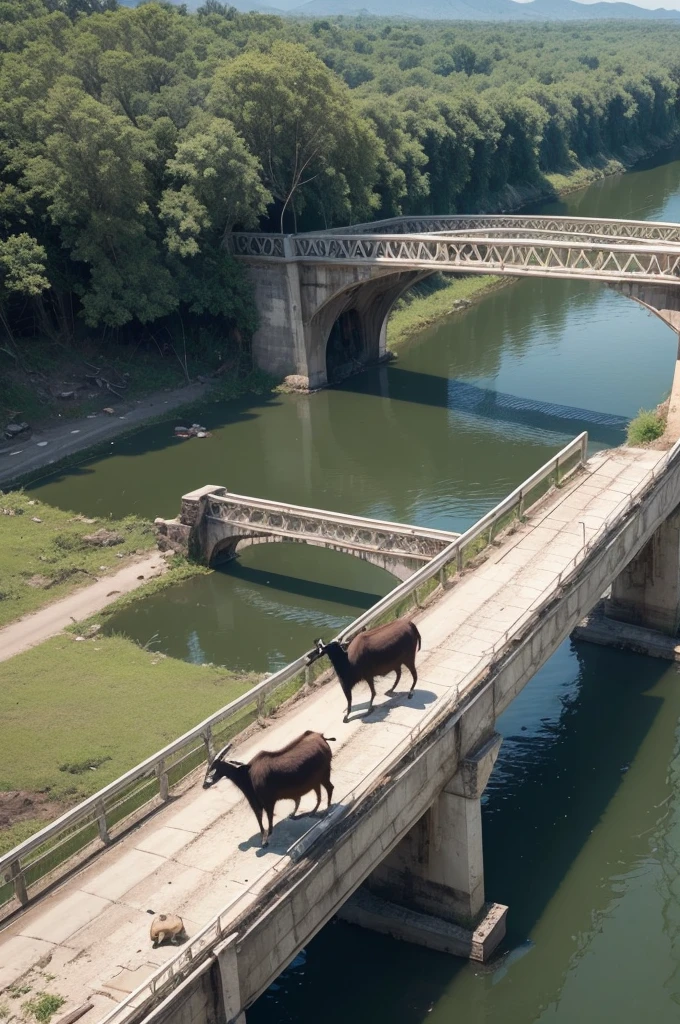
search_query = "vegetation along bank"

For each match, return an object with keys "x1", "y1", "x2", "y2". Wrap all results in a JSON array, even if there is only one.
[{"x1": 3, "y1": 0, "x2": 680, "y2": 418}]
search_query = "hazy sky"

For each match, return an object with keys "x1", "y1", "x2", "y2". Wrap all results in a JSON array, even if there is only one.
[{"x1": 513, "y1": 0, "x2": 680, "y2": 6}]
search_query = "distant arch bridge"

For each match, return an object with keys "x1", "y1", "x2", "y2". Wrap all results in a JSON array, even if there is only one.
[{"x1": 231, "y1": 214, "x2": 680, "y2": 389}]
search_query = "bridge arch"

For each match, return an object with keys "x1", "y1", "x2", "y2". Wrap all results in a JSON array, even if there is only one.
[
  {"x1": 207, "y1": 531, "x2": 419, "y2": 582},
  {"x1": 236, "y1": 217, "x2": 680, "y2": 392},
  {"x1": 303, "y1": 268, "x2": 432, "y2": 387}
]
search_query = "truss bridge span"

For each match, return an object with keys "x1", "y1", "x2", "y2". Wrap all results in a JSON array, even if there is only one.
[{"x1": 231, "y1": 214, "x2": 680, "y2": 391}]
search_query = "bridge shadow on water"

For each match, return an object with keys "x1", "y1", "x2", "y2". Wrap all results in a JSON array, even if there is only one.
[
  {"x1": 336, "y1": 368, "x2": 628, "y2": 447},
  {"x1": 248, "y1": 640, "x2": 669, "y2": 1024},
  {"x1": 221, "y1": 562, "x2": 385, "y2": 609}
]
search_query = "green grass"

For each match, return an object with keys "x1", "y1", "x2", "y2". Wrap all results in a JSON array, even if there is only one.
[
  {"x1": 0, "y1": 491, "x2": 156, "y2": 628},
  {"x1": 0, "y1": 634, "x2": 258, "y2": 841},
  {"x1": 627, "y1": 407, "x2": 666, "y2": 446},
  {"x1": 22, "y1": 995, "x2": 65, "y2": 1023},
  {"x1": 386, "y1": 274, "x2": 506, "y2": 348}
]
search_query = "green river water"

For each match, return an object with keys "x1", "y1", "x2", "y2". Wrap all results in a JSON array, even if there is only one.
[{"x1": 27, "y1": 147, "x2": 680, "y2": 1022}]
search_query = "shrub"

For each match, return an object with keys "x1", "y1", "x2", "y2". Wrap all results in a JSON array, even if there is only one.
[{"x1": 627, "y1": 408, "x2": 665, "y2": 446}]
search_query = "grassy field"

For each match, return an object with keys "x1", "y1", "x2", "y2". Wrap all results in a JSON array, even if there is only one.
[
  {"x1": 0, "y1": 633, "x2": 258, "y2": 853},
  {"x1": 386, "y1": 274, "x2": 507, "y2": 348},
  {"x1": 0, "y1": 491, "x2": 157, "y2": 628}
]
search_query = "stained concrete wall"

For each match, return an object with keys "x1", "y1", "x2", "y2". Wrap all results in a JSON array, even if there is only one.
[{"x1": 246, "y1": 258, "x2": 429, "y2": 388}]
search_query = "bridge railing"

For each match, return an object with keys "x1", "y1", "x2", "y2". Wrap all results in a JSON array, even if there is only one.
[{"x1": 0, "y1": 432, "x2": 587, "y2": 917}]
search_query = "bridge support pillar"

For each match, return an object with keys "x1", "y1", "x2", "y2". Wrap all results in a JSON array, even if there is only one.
[
  {"x1": 340, "y1": 733, "x2": 507, "y2": 961},
  {"x1": 607, "y1": 505, "x2": 680, "y2": 635}
]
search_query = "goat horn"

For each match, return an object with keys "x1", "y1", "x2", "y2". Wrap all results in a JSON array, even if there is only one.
[{"x1": 213, "y1": 742, "x2": 232, "y2": 763}]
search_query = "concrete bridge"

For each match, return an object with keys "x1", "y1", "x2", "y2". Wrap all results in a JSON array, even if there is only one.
[
  {"x1": 6, "y1": 433, "x2": 680, "y2": 1024},
  {"x1": 231, "y1": 214, "x2": 680, "y2": 389},
  {"x1": 154, "y1": 486, "x2": 460, "y2": 581}
]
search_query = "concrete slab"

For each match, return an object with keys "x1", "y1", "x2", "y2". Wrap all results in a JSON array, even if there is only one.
[
  {"x1": 0, "y1": 936, "x2": 55, "y2": 988},
  {"x1": 20, "y1": 891, "x2": 112, "y2": 945},
  {"x1": 134, "y1": 827, "x2": 195, "y2": 858},
  {"x1": 80, "y1": 850, "x2": 166, "y2": 901}
]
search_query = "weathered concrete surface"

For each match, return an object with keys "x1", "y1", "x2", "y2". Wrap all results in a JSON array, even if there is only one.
[
  {"x1": 365, "y1": 732, "x2": 503, "y2": 928},
  {"x1": 608, "y1": 506, "x2": 680, "y2": 633},
  {"x1": 337, "y1": 889, "x2": 507, "y2": 962},
  {"x1": 574, "y1": 602, "x2": 680, "y2": 659},
  {"x1": 1, "y1": 444, "x2": 677, "y2": 1024},
  {"x1": 246, "y1": 258, "x2": 428, "y2": 388}
]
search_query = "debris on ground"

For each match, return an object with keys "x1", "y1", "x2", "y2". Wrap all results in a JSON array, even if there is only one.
[
  {"x1": 103, "y1": 407, "x2": 115, "y2": 415},
  {"x1": 82, "y1": 528, "x2": 123, "y2": 547},
  {"x1": 173, "y1": 423, "x2": 211, "y2": 439},
  {"x1": 4, "y1": 421, "x2": 30, "y2": 439}
]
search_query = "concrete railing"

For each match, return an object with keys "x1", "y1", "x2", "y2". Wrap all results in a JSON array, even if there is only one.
[
  {"x1": 92, "y1": 431, "x2": 680, "y2": 1024},
  {"x1": 0, "y1": 432, "x2": 588, "y2": 918}
]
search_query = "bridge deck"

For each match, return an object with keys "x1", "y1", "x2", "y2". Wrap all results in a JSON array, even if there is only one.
[{"x1": 0, "y1": 445, "x2": 665, "y2": 1022}]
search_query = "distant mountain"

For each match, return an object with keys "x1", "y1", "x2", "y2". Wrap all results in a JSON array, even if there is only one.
[
  {"x1": 122, "y1": 0, "x2": 680, "y2": 18},
  {"x1": 288, "y1": 0, "x2": 680, "y2": 16}
]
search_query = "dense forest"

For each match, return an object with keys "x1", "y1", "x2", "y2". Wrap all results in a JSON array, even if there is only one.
[{"x1": 3, "y1": 0, "x2": 680, "y2": 368}]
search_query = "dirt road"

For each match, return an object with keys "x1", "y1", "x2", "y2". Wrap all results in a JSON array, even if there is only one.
[{"x1": 0, "y1": 554, "x2": 167, "y2": 662}]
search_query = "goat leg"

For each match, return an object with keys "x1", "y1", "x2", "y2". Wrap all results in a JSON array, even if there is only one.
[
  {"x1": 324, "y1": 780, "x2": 334, "y2": 810},
  {"x1": 408, "y1": 660, "x2": 418, "y2": 698},
  {"x1": 290, "y1": 797, "x2": 301, "y2": 818},
  {"x1": 365, "y1": 677, "x2": 376, "y2": 715},
  {"x1": 343, "y1": 686, "x2": 352, "y2": 724},
  {"x1": 310, "y1": 786, "x2": 321, "y2": 815},
  {"x1": 386, "y1": 667, "x2": 402, "y2": 694}
]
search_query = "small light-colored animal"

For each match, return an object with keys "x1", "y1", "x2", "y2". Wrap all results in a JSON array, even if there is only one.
[
  {"x1": 314, "y1": 617, "x2": 421, "y2": 723},
  {"x1": 150, "y1": 913, "x2": 186, "y2": 947},
  {"x1": 202, "y1": 731, "x2": 335, "y2": 846}
]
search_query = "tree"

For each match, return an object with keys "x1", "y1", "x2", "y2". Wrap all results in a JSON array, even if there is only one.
[
  {"x1": 209, "y1": 41, "x2": 381, "y2": 231},
  {"x1": 22, "y1": 79, "x2": 176, "y2": 326},
  {"x1": 160, "y1": 116, "x2": 270, "y2": 254}
]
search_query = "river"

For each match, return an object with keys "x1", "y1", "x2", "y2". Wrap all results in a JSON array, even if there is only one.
[{"x1": 28, "y1": 148, "x2": 680, "y2": 1021}]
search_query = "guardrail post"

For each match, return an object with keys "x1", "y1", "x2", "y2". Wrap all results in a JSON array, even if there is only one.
[
  {"x1": 439, "y1": 567, "x2": 446, "y2": 590},
  {"x1": 518, "y1": 489, "x2": 525, "y2": 519},
  {"x1": 456, "y1": 546, "x2": 463, "y2": 573},
  {"x1": 202, "y1": 727, "x2": 214, "y2": 764},
  {"x1": 555, "y1": 455, "x2": 561, "y2": 486},
  {"x1": 257, "y1": 693, "x2": 266, "y2": 721},
  {"x1": 9, "y1": 859, "x2": 28, "y2": 906},
  {"x1": 156, "y1": 761, "x2": 170, "y2": 802},
  {"x1": 304, "y1": 665, "x2": 312, "y2": 689},
  {"x1": 95, "y1": 799, "x2": 110, "y2": 845}
]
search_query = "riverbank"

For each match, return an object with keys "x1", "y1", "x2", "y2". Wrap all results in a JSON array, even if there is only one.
[
  {"x1": 386, "y1": 275, "x2": 508, "y2": 348},
  {"x1": 386, "y1": 141, "x2": 680, "y2": 348},
  {"x1": 0, "y1": 634, "x2": 258, "y2": 853}
]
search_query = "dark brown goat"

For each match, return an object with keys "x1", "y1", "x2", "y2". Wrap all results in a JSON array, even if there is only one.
[
  {"x1": 315, "y1": 618, "x2": 421, "y2": 723},
  {"x1": 202, "y1": 731, "x2": 335, "y2": 846}
]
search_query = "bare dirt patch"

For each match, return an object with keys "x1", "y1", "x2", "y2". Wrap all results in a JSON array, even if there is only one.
[{"x1": 0, "y1": 790, "x2": 66, "y2": 830}]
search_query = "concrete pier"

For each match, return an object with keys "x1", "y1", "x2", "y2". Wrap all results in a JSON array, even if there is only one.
[
  {"x1": 346, "y1": 733, "x2": 507, "y2": 960},
  {"x1": 608, "y1": 506, "x2": 680, "y2": 635}
]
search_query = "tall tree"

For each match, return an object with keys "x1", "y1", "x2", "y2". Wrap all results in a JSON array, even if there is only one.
[{"x1": 209, "y1": 41, "x2": 382, "y2": 231}]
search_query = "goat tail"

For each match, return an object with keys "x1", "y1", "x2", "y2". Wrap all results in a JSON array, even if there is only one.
[
  {"x1": 413, "y1": 623, "x2": 422, "y2": 650},
  {"x1": 323, "y1": 735, "x2": 337, "y2": 742}
]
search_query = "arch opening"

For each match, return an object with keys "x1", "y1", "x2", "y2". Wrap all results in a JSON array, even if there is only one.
[{"x1": 325, "y1": 309, "x2": 365, "y2": 384}]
